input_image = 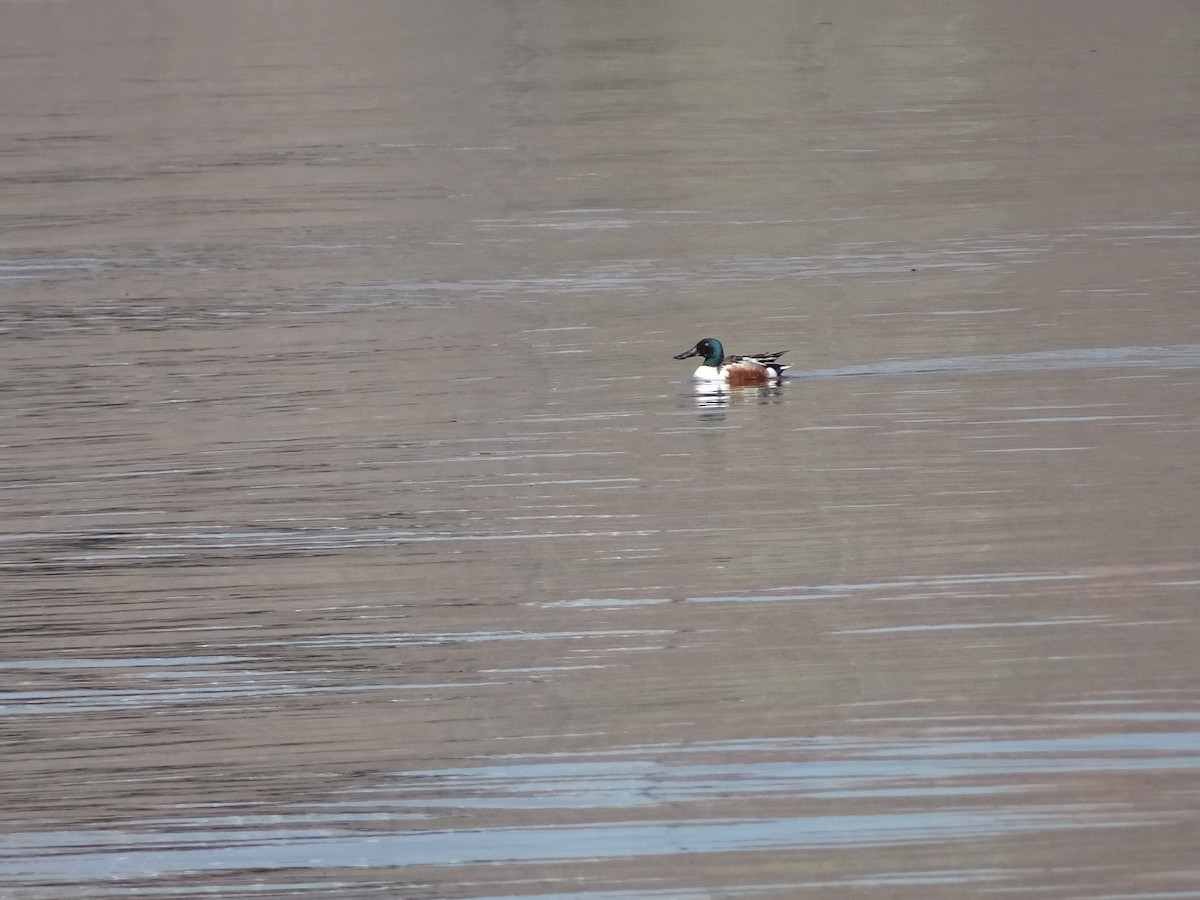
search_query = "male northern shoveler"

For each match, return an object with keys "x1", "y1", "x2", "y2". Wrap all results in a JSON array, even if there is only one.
[{"x1": 673, "y1": 338, "x2": 789, "y2": 387}]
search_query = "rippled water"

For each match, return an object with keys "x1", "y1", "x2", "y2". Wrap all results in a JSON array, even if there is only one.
[{"x1": 3, "y1": 2, "x2": 1200, "y2": 897}]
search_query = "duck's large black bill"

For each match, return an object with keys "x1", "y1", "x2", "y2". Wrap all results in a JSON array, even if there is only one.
[{"x1": 674, "y1": 346, "x2": 700, "y2": 360}]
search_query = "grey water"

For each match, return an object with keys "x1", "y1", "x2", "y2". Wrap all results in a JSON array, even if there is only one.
[{"x1": 3, "y1": 2, "x2": 1200, "y2": 897}]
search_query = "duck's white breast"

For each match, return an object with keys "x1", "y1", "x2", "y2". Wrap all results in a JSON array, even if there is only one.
[{"x1": 692, "y1": 365, "x2": 727, "y2": 382}]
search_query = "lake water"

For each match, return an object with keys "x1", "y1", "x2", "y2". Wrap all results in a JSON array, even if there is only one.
[{"x1": 2, "y1": 2, "x2": 1200, "y2": 897}]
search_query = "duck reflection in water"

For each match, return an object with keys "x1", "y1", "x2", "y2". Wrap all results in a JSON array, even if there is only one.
[{"x1": 688, "y1": 379, "x2": 788, "y2": 411}]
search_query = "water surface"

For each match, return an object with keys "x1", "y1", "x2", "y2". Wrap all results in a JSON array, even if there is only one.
[{"x1": 2, "y1": 2, "x2": 1200, "y2": 897}]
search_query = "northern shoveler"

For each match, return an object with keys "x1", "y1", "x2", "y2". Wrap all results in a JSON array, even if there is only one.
[{"x1": 674, "y1": 338, "x2": 789, "y2": 387}]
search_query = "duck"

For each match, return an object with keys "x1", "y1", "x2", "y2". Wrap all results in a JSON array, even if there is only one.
[{"x1": 674, "y1": 338, "x2": 789, "y2": 387}]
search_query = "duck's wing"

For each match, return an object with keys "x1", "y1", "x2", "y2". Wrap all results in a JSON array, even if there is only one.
[{"x1": 731, "y1": 350, "x2": 788, "y2": 366}]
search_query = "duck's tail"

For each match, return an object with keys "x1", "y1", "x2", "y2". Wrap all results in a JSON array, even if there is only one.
[{"x1": 749, "y1": 350, "x2": 789, "y2": 378}]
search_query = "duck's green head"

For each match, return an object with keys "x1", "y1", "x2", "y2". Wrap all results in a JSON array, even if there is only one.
[{"x1": 673, "y1": 338, "x2": 724, "y2": 367}]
